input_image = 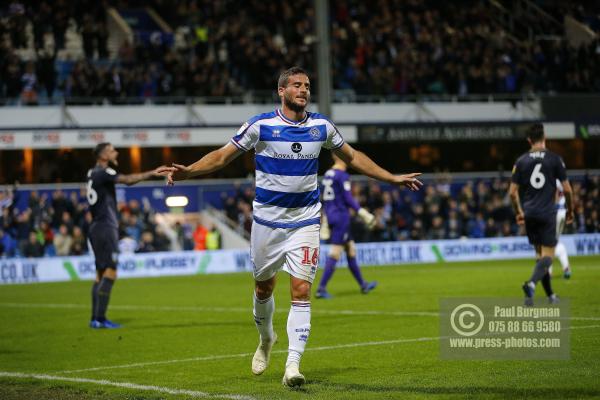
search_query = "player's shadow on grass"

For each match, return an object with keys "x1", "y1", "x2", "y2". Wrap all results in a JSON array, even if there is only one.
[{"x1": 0, "y1": 348, "x2": 23, "y2": 355}]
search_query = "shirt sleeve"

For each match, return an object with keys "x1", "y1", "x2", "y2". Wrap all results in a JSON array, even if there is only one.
[
  {"x1": 555, "y1": 155, "x2": 567, "y2": 182},
  {"x1": 230, "y1": 120, "x2": 260, "y2": 151},
  {"x1": 99, "y1": 167, "x2": 119, "y2": 184},
  {"x1": 323, "y1": 121, "x2": 345, "y2": 150},
  {"x1": 511, "y1": 160, "x2": 521, "y2": 184},
  {"x1": 341, "y1": 175, "x2": 361, "y2": 211}
]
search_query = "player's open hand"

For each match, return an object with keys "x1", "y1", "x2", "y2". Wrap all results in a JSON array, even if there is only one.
[
  {"x1": 394, "y1": 173, "x2": 423, "y2": 191},
  {"x1": 566, "y1": 210, "x2": 574, "y2": 225},
  {"x1": 153, "y1": 165, "x2": 176, "y2": 178},
  {"x1": 167, "y1": 163, "x2": 191, "y2": 186},
  {"x1": 515, "y1": 211, "x2": 525, "y2": 225}
]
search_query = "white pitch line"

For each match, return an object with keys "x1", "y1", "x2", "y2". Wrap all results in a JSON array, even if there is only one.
[
  {"x1": 59, "y1": 352, "x2": 255, "y2": 374},
  {"x1": 0, "y1": 302, "x2": 438, "y2": 317},
  {"x1": 0, "y1": 371, "x2": 254, "y2": 400},
  {"x1": 4, "y1": 302, "x2": 600, "y2": 320},
  {"x1": 58, "y1": 335, "x2": 445, "y2": 375},
  {"x1": 6, "y1": 327, "x2": 600, "y2": 399},
  {"x1": 56, "y1": 323, "x2": 600, "y2": 375},
  {"x1": 570, "y1": 324, "x2": 600, "y2": 330}
]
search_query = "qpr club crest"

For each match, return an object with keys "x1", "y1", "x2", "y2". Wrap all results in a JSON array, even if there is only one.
[
  {"x1": 309, "y1": 127, "x2": 320, "y2": 139},
  {"x1": 291, "y1": 143, "x2": 302, "y2": 153}
]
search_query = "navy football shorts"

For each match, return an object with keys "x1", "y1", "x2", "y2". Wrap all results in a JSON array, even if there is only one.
[
  {"x1": 525, "y1": 215, "x2": 558, "y2": 247},
  {"x1": 88, "y1": 223, "x2": 119, "y2": 270}
]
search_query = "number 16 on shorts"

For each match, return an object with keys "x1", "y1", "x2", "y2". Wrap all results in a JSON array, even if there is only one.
[
  {"x1": 300, "y1": 246, "x2": 319, "y2": 277},
  {"x1": 301, "y1": 247, "x2": 319, "y2": 266}
]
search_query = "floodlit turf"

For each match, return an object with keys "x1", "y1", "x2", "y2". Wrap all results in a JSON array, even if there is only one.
[{"x1": 1, "y1": 256, "x2": 599, "y2": 399}]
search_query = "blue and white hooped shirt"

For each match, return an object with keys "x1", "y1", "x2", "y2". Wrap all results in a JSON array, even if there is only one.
[{"x1": 230, "y1": 109, "x2": 345, "y2": 229}]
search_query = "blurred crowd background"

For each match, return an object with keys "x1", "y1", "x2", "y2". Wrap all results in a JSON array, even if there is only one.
[
  {"x1": 0, "y1": 0, "x2": 598, "y2": 258},
  {"x1": 0, "y1": 186, "x2": 223, "y2": 257},
  {"x1": 1, "y1": 174, "x2": 598, "y2": 258},
  {"x1": 1, "y1": 0, "x2": 599, "y2": 104}
]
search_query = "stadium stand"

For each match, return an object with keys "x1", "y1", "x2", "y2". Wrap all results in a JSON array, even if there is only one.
[
  {"x1": 0, "y1": 1, "x2": 597, "y2": 255},
  {"x1": 0, "y1": 185, "x2": 222, "y2": 257},
  {"x1": 0, "y1": 174, "x2": 597, "y2": 258},
  {"x1": 1, "y1": 0, "x2": 598, "y2": 105}
]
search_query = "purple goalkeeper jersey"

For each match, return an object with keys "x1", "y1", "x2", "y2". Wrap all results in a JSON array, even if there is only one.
[{"x1": 322, "y1": 168, "x2": 360, "y2": 224}]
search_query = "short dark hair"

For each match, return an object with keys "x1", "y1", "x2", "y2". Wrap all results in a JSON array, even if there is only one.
[
  {"x1": 93, "y1": 142, "x2": 111, "y2": 159},
  {"x1": 526, "y1": 123, "x2": 545, "y2": 143},
  {"x1": 278, "y1": 66, "x2": 308, "y2": 88}
]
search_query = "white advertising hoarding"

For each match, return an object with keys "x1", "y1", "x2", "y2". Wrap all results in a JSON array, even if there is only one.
[{"x1": 1, "y1": 234, "x2": 598, "y2": 285}]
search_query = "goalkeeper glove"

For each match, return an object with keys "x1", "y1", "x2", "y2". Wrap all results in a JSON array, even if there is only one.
[{"x1": 357, "y1": 208, "x2": 376, "y2": 230}]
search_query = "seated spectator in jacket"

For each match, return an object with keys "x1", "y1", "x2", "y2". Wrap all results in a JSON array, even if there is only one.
[
  {"x1": 136, "y1": 230, "x2": 156, "y2": 253},
  {"x1": 23, "y1": 231, "x2": 44, "y2": 258},
  {"x1": 53, "y1": 224, "x2": 73, "y2": 256},
  {"x1": 70, "y1": 226, "x2": 86, "y2": 255}
]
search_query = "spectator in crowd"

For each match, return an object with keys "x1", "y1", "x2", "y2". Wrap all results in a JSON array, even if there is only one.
[
  {"x1": 0, "y1": 229, "x2": 5, "y2": 257},
  {"x1": 35, "y1": 220, "x2": 54, "y2": 253},
  {"x1": 0, "y1": 227, "x2": 16, "y2": 257},
  {"x1": 193, "y1": 222, "x2": 208, "y2": 250},
  {"x1": 20, "y1": 61, "x2": 38, "y2": 105},
  {"x1": 173, "y1": 221, "x2": 187, "y2": 251},
  {"x1": 81, "y1": 210, "x2": 93, "y2": 238},
  {"x1": 205, "y1": 223, "x2": 221, "y2": 250},
  {"x1": 53, "y1": 223, "x2": 73, "y2": 256},
  {"x1": 124, "y1": 213, "x2": 143, "y2": 242},
  {"x1": 136, "y1": 230, "x2": 156, "y2": 253},
  {"x1": 22, "y1": 231, "x2": 44, "y2": 258},
  {"x1": 1, "y1": 207, "x2": 14, "y2": 233},
  {"x1": 70, "y1": 225, "x2": 86, "y2": 255},
  {"x1": 153, "y1": 225, "x2": 171, "y2": 252},
  {"x1": 0, "y1": 171, "x2": 596, "y2": 258},
  {"x1": 15, "y1": 210, "x2": 32, "y2": 253},
  {"x1": 237, "y1": 201, "x2": 253, "y2": 235},
  {"x1": 118, "y1": 230, "x2": 137, "y2": 254},
  {"x1": 1, "y1": 0, "x2": 599, "y2": 104}
]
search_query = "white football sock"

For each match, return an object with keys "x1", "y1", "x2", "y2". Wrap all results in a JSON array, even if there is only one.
[
  {"x1": 555, "y1": 242, "x2": 570, "y2": 271},
  {"x1": 253, "y1": 293, "x2": 274, "y2": 342},
  {"x1": 286, "y1": 301, "x2": 311, "y2": 367}
]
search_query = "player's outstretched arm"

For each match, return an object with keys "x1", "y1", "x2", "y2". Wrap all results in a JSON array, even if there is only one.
[
  {"x1": 333, "y1": 143, "x2": 422, "y2": 191},
  {"x1": 168, "y1": 143, "x2": 241, "y2": 185},
  {"x1": 117, "y1": 165, "x2": 174, "y2": 186}
]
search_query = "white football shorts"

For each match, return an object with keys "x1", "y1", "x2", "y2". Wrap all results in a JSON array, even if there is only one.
[
  {"x1": 556, "y1": 209, "x2": 566, "y2": 237},
  {"x1": 251, "y1": 222, "x2": 320, "y2": 283}
]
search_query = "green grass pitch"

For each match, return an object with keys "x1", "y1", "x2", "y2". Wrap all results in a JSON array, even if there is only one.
[{"x1": 1, "y1": 256, "x2": 599, "y2": 399}]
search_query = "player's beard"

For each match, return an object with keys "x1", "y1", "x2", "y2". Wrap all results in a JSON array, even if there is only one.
[
  {"x1": 283, "y1": 92, "x2": 308, "y2": 113},
  {"x1": 109, "y1": 159, "x2": 119, "y2": 167}
]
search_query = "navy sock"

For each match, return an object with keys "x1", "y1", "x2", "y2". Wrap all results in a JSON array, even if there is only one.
[
  {"x1": 318, "y1": 257, "x2": 337, "y2": 291},
  {"x1": 96, "y1": 277, "x2": 115, "y2": 322},
  {"x1": 541, "y1": 272, "x2": 553, "y2": 297},
  {"x1": 529, "y1": 256, "x2": 552, "y2": 284},
  {"x1": 347, "y1": 256, "x2": 365, "y2": 288},
  {"x1": 91, "y1": 282, "x2": 99, "y2": 321}
]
